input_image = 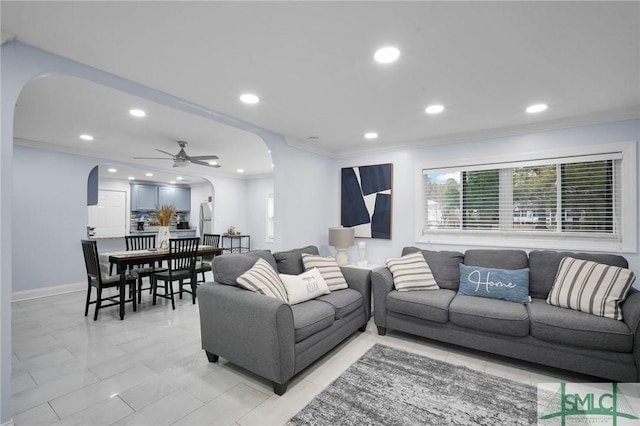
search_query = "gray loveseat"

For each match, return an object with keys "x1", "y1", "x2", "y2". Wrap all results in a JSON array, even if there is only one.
[
  {"x1": 372, "y1": 248, "x2": 640, "y2": 382},
  {"x1": 197, "y1": 246, "x2": 371, "y2": 395}
]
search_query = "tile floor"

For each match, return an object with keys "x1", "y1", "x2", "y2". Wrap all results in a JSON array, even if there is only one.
[{"x1": 10, "y1": 279, "x2": 639, "y2": 425}]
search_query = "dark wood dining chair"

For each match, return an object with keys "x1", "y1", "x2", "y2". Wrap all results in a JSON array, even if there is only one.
[
  {"x1": 81, "y1": 239, "x2": 137, "y2": 320},
  {"x1": 125, "y1": 235, "x2": 167, "y2": 303},
  {"x1": 196, "y1": 233, "x2": 220, "y2": 283},
  {"x1": 152, "y1": 237, "x2": 199, "y2": 309}
]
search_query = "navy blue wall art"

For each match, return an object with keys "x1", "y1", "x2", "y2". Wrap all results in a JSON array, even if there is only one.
[{"x1": 341, "y1": 163, "x2": 392, "y2": 239}]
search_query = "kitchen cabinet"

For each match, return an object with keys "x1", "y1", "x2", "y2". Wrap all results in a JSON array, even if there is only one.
[
  {"x1": 132, "y1": 184, "x2": 191, "y2": 212},
  {"x1": 131, "y1": 184, "x2": 158, "y2": 211},
  {"x1": 158, "y1": 187, "x2": 191, "y2": 211}
]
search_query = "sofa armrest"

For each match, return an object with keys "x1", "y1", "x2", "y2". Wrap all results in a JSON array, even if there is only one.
[
  {"x1": 197, "y1": 282, "x2": 295, "y2": 384},
  {"x1": 372, "y1": 268, "x2": 394, "y2": 329},
  {"x1": 622, "y1": 288, "x2": 640, "y2": 381},
  {"x1": 341, "y1": 266, "x2": 372, "y2": 319}
]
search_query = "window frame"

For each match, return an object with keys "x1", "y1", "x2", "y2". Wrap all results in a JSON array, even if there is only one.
[
  {"x1": 414, "y1": 141, "x2": 637, "y2": 253},
  {"x1": 265, "y1": 192, "x2": 275, "y2": 243}
]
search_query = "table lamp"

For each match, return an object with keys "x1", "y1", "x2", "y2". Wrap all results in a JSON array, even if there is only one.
[{"x1": 329, "y1": 227, "x2": 355, "y2": 266}]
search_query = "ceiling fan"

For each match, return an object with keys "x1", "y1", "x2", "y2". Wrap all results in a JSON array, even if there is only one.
[{"x1": 134, "y1": 141, "x2": 221, "y2": 168}]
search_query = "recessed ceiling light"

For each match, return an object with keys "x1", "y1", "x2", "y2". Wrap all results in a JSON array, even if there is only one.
[
  {"x1": 127, "y1": 176, "x2": 135, "y2": 180},
  {"x1": 170, "y1": 181, "x2": 176, "y2": 184},
  {"x1": 145, "y1": 172, "x2": 153, "y2": 177},
  {"x1": 176, "y1": 176, "x2": 183, "y2": 181},
  {"x1": 236, "y1": 168, "x2": 245, "y2": 173},
  {"x1": 108, "y1": 168, "x2": 117, "y2": 173},
  {"x1": 425, "y1": 105, "x2": 445, "y2": 114},
  {"x1": 526, "y1": 103, "x2": 548, "y2": 113},
  {"x1": 364, "y1": 132, "x2": 378, "y2": 140},
  {"x1": 79, "y1": 134, "x2": 94, "y2": 141},
  {"x1": 374, "y1": 46, "x2": 400, "y2": 64},
  {"x1": 129, "y1": 109, "x2": 146, "y2": 117},
  {"x1": 208, "y1": 160, "x2": 218, "y2": 166},
  {"x1": 240, "y1": 94, "x2": 259, "y2": 104}
]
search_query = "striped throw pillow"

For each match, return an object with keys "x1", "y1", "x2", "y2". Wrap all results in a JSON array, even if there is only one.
[
  {"x1": 301, "y1": 254, "x2": 348, "y2": 291},
  {"x1": 236, "y1": 258, "x2": 288, "y2": 302},
  {"x1": 547, "y1": 257, "x2": 636, "y2": 321},
  {"x1": 386, "y1": 252, "x2": 439, "y2": 292}
]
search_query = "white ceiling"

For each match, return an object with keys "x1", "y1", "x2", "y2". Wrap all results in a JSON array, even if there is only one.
[{"x1": 2, "y1": 1, "x2": 639, "y2": 171}]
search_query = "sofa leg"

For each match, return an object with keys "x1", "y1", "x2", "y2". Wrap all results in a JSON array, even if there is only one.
[
  {"x1": 377, "y1": 326, "x2": 386, "y2": 336},
  {"x1": 273, "y1": 381, "x2": 288, "y2": 395},
  {"x1": 358, "y1": 323, "x2": 367, "y2": 332},
  {"x1": 205, "y1": 351, "x2": 219, "y2": 363}
]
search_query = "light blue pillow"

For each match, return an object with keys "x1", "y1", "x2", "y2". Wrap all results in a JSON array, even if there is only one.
[{"x1": 458, "y1": 264, "x2": 531, "y2": 304}]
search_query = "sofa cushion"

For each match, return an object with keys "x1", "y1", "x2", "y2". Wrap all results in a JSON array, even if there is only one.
[
  {"x1": 449, "y1": 295, "x2": 529, "y2": 337},
  {"x1": 529, "y1": 250, "x2": 630, "y2": 299},
  {"x1": 301, "y1": 254, "x2": 348, "y2": 291},
  {"x1": 386, "y1": 252, "x2": 439, "y2": 291},
  {"x1": 316, "y1": 288, "x2": 363, "y2": 320},
  {"x1": 387, "y1": 289, "x2": 456, "y2": 324},
  {"x1": 546, "y1": 257, "x2": 635, "y2": 320},
  {"x1": 236, "y1": 258, "x2": 288, "y2": 302},
  {"x1": 280, "y1": 268, "x2": 330, "y2": 305},
  {"x1": 528, "y1": 298, "x2": 633, "y2": 352},
  {"x1": 402, "y1": 247, "x2": 464, "y2": 290},
  {"x1": 290, "y1": 300, "x2": 335, "y2": 342},
  {"x1": 464, "y1": 249, "x2": 528, "y2": 270},
  {"x1": 274, "y1": 245, "x2": 319, "y2": 275},
  {"x1": 213, "y1": 250, "x2": 278, "y2": 286},
  {"x1": 458, "y1": 264, "x2": 531, "y2": 304}
]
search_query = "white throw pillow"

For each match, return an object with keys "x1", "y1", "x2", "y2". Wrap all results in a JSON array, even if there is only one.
[
  {"x1": 386, "y1": 252, "x2": 439, "y2": 292},
  {"x1": 301, "y1": 254, "x2": 348, "y2": 291},
  {"x1": 236, "y1": 258, "x2": 288, "y2": 302},
  {"x1": 547, "y1": 257, "x2": 636, "y2": 321},
  {"x1": 280, "y1": 268, "x2": 331, "y2": 305}
]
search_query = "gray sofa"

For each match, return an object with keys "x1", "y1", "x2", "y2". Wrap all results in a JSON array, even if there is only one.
[
  {"x1": 197, "y1": 246, "x2": 371, "y2": 395},
  {"x1": 372, "y1": 248, "x2": 640, "y2": 382}
]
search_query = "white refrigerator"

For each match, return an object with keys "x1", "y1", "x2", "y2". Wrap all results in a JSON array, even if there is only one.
[{"x1": 199, "y1": 201, "x2": 212, "y2": 238}]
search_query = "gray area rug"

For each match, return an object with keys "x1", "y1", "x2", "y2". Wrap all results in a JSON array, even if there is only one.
[{"x1": 288, "y1": 344, "x2": 539, "y2": 426}]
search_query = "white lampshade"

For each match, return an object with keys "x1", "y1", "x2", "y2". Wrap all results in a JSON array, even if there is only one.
[
  {"x1": 328, "y1": 227, "x2": 355, "y2": 248},
  {"x1": 328, "y1": 227, "x2": 354, "y2": 266}
]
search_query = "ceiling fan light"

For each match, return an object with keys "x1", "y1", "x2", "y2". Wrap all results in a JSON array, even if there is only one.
[{"x1": 79, "y1": 134, "x2": 94, "y2": 141}]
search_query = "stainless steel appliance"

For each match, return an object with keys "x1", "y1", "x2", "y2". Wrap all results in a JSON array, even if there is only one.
[{"x1": 199, "y1": 201, "x2": 212, "y2": 238}]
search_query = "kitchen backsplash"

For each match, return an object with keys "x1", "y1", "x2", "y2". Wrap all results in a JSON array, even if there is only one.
[{"x1": 131, "y1": 211, "x2": 190, "y2": 229}]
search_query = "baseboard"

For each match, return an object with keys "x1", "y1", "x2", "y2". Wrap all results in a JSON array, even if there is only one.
[{"x1": 12, "y1": 282, "x2": 85, "y2": 302}]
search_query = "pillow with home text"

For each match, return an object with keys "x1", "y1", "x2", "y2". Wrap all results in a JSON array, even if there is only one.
[{"x1": 458, "y1": 264, "x2": 531, "y2": 304}]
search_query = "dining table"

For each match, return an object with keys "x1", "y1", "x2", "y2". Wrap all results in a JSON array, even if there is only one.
[{"x1": 99, "y1": 245, "x2": 224, "y2": 319}]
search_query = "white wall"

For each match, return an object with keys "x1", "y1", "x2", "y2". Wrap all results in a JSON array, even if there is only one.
[
  {"x1": 12, "y1": 145, "x2": 101, "y2": 292},
  {"x1": 338, "y1": 119, "x2": 640, "y2": 278},
  {"x1": 246, "y1": 176, "x2": 274, "y2": 251}
]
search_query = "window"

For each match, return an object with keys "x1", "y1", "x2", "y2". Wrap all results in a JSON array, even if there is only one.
[
  {"x1": 266, "y1": 192, "x2": 274, "y2": 242},
  {"x1": 418, "y1": 142, "x2": 636, "y2": 252}
]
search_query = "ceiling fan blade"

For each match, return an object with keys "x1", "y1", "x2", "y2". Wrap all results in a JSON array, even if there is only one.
[
  {"x1": 133, "y1": 156, "x2": 173, "y2": 160},
  {"x1": 155, "y1": 149, "x2": 176, "y2": 157},
  {"x1": 191, "y1": 159, "x2": 221, "y2": 168},
  {"x1": 188, "y1": 155, "x2": 219, "y2": 160}
]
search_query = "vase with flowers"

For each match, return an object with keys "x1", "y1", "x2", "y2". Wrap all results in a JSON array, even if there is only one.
[{"x1": 156, "y1": 204, "x2": 176, "y2": 249}]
